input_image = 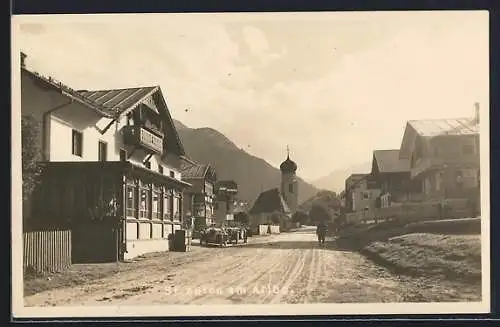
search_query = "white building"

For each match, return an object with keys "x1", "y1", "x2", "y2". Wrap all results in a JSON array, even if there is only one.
[{"x1": 21, "y1": 53, "x2": 192, "y2": 262}]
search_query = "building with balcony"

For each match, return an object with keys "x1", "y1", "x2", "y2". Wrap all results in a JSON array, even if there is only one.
[
  {"x1": 21, "y1": 54, "x2": 191, "y2": 262},
  {"x1": 214, "y1": 180, "x2": 238, "y2": 225},
  {"x1": 180, "y1": 158, "x2": 217, "y2": 228},
  {"x1": 370, "y1": 149, "x2": 423, "y2": 207},
  {"x1": 398, "y1": 110, "x2": 480, "y2": 205},
  {"x1": 344, "y1": 173, "x2": 381, "y2": 213}
]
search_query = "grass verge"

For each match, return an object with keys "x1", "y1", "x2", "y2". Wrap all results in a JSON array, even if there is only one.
[{"x1": 361, "y1": 233, "x2": 481, "y2": 282}]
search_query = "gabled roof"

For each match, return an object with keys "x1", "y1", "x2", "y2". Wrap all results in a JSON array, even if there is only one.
[
  {"x1": 22, "y1": 63, "x2": 186, "y2": 156},
  {"x1": 180, "y1": 160, "x2": 214, "y2": 180},
  {"x1": 78, "y1": 87, "x2": 157, "y2": 116},
  {"x1": 372, "y1": 149, "x2": 410, "y2": 174},
  {"x1": 408, "y1": 118, "x2": 479, "y2": 137},
  {"x1": 399, "y1": 117, "x2": 479, "y2": 159},
  {"x1": 249, "y1": 188, "x2": 290, "y2": 215},
  {"x1": 22, "y1": 67, "x2": 114, "y2": 118}
]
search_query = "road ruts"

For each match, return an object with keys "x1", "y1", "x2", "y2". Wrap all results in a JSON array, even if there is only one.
[{"x1": 24, "y1": 226, "x2": 480, "y2": 306}]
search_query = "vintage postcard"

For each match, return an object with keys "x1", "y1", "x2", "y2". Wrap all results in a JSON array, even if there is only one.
[{"x1": 11, "y1": 11, "x2": 490, "y2": 318}]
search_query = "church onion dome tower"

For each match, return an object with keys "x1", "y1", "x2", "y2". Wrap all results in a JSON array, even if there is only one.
[{"x1": 280, "y1": 148, "x2": 297, "y2": 173}]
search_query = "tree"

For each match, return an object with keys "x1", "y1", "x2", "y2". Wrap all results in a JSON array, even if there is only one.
[
  {"x1": 22, "y1": 115, "x2": 42, "y2": 225},
  {"x1": 292, "y1": 210, "x2": 308, "y2": 226},
  {"x1": 234, "y1": 211, "x2": 250, "y2": 225},
  {"x1": 309, "y1": 203, "x2": 331, "y2": 223},
  {"x1": 270, "y1": 211, "x2": 281, "y2": 225}
]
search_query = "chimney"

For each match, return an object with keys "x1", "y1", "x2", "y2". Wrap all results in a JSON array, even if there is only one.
[
  {"x1": 474, "y1": 102, "x2": 480, "y2": 123},
  {"x1": 20, "y1": 52, "x2": 27, "y2": 68}
]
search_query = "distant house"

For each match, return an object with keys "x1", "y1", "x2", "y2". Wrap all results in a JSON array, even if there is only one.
[
  {"x1": 370, "y1": 149, "x2": 422, "y2": 207},
  {"x1": 214, "y1": 180, "x2": 238, "y2": 225},
  {"x1": 22, "y1": 54, "x2": 191, "y2": 262},
  {"x1": 344, "y1": 173, "x2": 380, "y2": 213},
  {"x1": 398, "y1": 109, "x2": 480, "y2": 203},
  {"x1": 248, "y1": 188, "x2": 291, "y2": 230},
  {"x1": 180, "y1": 158, "x2": 217, "y2": 228},
  {"x1": 338, "y1": 190, "x2": 346, "y2": 208}
]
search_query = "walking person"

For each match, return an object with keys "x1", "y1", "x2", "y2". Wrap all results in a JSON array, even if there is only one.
[{"x1": 316, "y1": 221, "x2": 327, "y2": 246}]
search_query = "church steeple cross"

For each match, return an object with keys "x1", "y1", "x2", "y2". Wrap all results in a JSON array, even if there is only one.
[{"x1": 286, "y1": 145, "x2": 290, "y2": 158}]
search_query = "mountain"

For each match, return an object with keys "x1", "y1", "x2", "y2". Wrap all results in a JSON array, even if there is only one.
[
  {"x1": 311, "y1": 161, "x2": 373, "y2": 193},
  {"x1": 173, "y1": 120, "x2": 320, "y2": 205}
]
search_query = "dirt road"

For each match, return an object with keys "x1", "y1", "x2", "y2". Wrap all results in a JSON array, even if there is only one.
[{"x1": 24, "y1": 227, "x2": 479, "y2": 306}]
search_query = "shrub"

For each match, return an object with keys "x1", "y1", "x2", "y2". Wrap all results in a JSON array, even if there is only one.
[
  {"x1": 21, "y1": 114, "x2": 42, "y2": 223},
  {"x1": 309, "y1": 203, "x2": 331, "y2": 223},
  {"x1": 234, "y1": 211, "x2": 250, "y2": 225}
]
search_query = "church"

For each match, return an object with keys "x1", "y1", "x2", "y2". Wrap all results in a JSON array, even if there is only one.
[{"x1": 248, "y1": 148, "x2": 299, "y2": 233}]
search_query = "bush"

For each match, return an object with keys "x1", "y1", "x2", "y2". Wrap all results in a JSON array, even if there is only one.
[
  {"x1": 22, "y1": 115, "x2": 42, "y2": 224},
  {"x1": 309, "y1": 203, "x2": 331, "y2": 223},
  {"x1": 234, "y1": 211, "x2": 249, "y2": 225},
  {"x1": 270, "y1": 211, "x2": 281, "y2": 225},
  {"x1": 292, "y1": 210, "x2": 308, "y2": 225}
]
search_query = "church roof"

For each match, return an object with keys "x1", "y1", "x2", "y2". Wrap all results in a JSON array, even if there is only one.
[
  {"x1": 249, "y1": 188, "x2": 291, "y2": 215},
  {"x1": 280, "y1": 155, "x2": 297, "y2": 173}
]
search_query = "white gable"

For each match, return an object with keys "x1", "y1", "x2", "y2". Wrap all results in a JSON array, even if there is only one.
[{"x1": 142, "y1": 95, "x2": 159, "y2": 114}]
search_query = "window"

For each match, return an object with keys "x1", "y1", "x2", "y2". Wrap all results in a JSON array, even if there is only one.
[
  {"x1": 163, "y1": 190, "x2": 171, "y2": 220},
  {"x1": 98, "y1": 141, "x2": 107, "y2": 162},
  {"x1": 169, "y1": 194, "x2": 175, "y2": 220},
  {"x1": 463, "y1": 144, "x2": 474, "y2": 155},
  {"x1": 126, "y1": 184, "x2": 137, "y2": 217},
  {"x1": 158, "y1": 165, "x2": 164, "y2": 174},
  {"x1": 436, "y1": 172, "x2": 443, "y2": 192},
  {"x1": 119, "y1": 149, "x2": 127, "y2": 161},
  {"x1": 289, "y1": 183, "x2": 293, "y2": 193},
  {"x1": 139, "y1": 186, "x2": 151, "y2": 219},
  {"x1": 456, "y1": 171, "x2": 464, "y2": 189},
  {"x1": 170, "y1": 171, "x2": 175, "y2": 178},
  {"x1": 72, "y1": 130, "x2": 83, "y2": 157},
  {"x1": 152, "y1": 187, "x2": 161, "y2": 219},
  {"x1": 178, "y1": 196, "x2": 183, "y2": 221},
  {"x1": 363, "y1": 192, "x2": 371, "y2": 200},
  {"x1": 144, "y1": 161, "x2": 151, "y2": 169}
]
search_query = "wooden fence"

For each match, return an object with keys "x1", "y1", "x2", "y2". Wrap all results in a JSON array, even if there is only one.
[
  {"x1": 345, "y1": 199, "x2": 473, "y2": 226},
  {"x1": 23, "y1": 229, "x2": 72, "y2": 273}
]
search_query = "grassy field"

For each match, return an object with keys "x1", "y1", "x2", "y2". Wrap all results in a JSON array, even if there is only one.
[{"x1": 362, "y1": 233, "x2": 481, "y2": 282}]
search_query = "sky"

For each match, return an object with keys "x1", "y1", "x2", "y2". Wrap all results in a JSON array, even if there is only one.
[{"x1": 14, "y1": 11, "x2": 489, "y2": 182}]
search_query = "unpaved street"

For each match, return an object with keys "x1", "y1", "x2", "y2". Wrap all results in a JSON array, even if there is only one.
[{"x1": 24, "y1": 227, "x2": 479, "y2": 306}]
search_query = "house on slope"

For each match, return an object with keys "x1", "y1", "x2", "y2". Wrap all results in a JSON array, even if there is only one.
[
  {"x1": 370, "y1": 149, "x2": 423, "y2": 208},
  {"x1": 399, "y1": 107, "x2": 480, "y2": 204},
  {"x1": 21, "y1": 53, "x2": 191, "y2": 262},
  {"x1": 180, "y1": 158, "x2": 217, "y2": 228},
  {"x1": 344, "y1": 173, "x2": 380, "y2": 213}
]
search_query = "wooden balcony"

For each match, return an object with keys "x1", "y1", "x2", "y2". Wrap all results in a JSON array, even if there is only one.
[
  {"x1": 123, "y1": 125, "x2": 163, "y2": 154},
  {"x1": 411, "y1": 155, "x2": 479, "y2": 179}
]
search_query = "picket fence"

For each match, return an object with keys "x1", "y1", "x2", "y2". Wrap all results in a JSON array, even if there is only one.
[{"x1": 23, "y1": 229, "x2": 72, "y2": 273}]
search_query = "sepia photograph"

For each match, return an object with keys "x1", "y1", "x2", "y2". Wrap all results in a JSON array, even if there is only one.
[{"x1": 11, "y1": 10, "x2": 490, "y2": 318}]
